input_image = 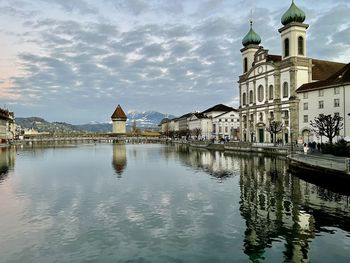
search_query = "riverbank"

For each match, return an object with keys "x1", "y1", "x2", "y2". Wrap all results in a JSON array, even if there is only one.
[{"x1": 173, "y1": 140, "x2": 350, "y2": 180}]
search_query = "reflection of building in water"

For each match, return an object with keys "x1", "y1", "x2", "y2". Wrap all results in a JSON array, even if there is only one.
[
  {"x1": 239, "y1": 155, "x2": 350, "y2": 262},
  {"x1": 0, "y1": 147, "x2": 16, "y2": 181},
  {"x1": 170, "y1": 144, "x2": 240, "y2": 179},
  {"x1": 112, "y1": 144, "x2": 127, "y2": 177}
]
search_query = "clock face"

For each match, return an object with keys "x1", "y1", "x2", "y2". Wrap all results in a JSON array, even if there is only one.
[{"x1": 258, "y1": 66, "x2": 263, "y2": 74}]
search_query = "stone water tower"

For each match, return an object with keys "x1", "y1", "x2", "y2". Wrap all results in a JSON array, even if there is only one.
[{"x1": 111, "y1": 104, "x2": 127, "y2": 135}]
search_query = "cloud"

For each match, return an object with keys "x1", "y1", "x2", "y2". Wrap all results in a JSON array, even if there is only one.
[{"x1": 0, "y1": 0, "x2": 349, "y2": 123}]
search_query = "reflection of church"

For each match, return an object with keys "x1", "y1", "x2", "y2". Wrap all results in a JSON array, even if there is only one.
[
  {"x1": 112, "y1": 144, "x2": 127, "y2": 177},
  {"x1": 239, "y1": 155, "x2": 350, "y2": 262}
]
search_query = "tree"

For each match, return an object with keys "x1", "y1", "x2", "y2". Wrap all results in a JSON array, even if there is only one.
[
  {"x1": 191, "y1": 128, "x2": 202, "y2": 140},
  {"x1": 310, "y1": 114, "x2": 343, "y2": 144},
  {"x1": 266, "y1": 121, "x2": 284, "y2": 145},
  {"x1": 132, "y1": 120, "x2": 141, "y2": 137}
]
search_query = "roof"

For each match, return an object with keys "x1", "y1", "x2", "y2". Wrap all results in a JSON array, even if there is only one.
[
  {"x1": 312, "y1": 59, "x2": 346, "y2": 81},
  {"x1": 178, "y1": 112, "x2": 194, "y2": 120},
  {"x1": 111, "y1": 104, "x2": 127, "y2": 120},
  {"x1": 214, "y1": 110, "x2": 238, "y2": 119},
  {"x1": 297, "y1": 63, "x2": 350, "y2": 92},
  {"x1": 281, "y1": 1, "x2": 306, "y2": 26},
  {"x1": 266, "y1": 55, "x2": 282, "y2": 63},
  {"x1": 202, "y1": 104, "x2": 235, "y2": 114}
]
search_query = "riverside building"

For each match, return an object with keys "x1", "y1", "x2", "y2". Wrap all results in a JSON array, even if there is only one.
[{"x1": 238, "y1": 0, "x2": 349, "y2": 144}]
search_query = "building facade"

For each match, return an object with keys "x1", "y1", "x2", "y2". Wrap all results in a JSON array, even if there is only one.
[
  {"x1": 238, "y1": 1, "x2": 346, "y2": 144},
  {"x1": 0, "y1": 108, "x2": 15, "y2": 142},
  {"x1": 297, "y1": 64, "x2": 350, "y2": 143}
]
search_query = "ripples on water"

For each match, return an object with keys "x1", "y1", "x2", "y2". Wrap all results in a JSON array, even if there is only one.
[{"x1": 0, "y1": 143, "x2": 349, "y2": 262}]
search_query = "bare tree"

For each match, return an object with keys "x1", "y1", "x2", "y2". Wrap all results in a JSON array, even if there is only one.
[
  {"x1": 266, "y1": 121, "x2": 284, "y2": 145},
  {"x1": 310, "y1": 114, "x2": 343, "y2": 144},
  {"x1": 191, "y1": 128, "x2": 202, "y2": 140}
]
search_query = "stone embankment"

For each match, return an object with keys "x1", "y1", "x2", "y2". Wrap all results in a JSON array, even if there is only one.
[{"x1": 173, "y1": 139, "x2": 350, "y2": 179}]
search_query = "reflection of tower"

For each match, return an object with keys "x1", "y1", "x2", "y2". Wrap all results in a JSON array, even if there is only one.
[
  {"x1": 0, "y1": 147, "x2": 16, "y2": 181},
  {"x1": 111, "y1": 104, "x2": 127, "y2": 135},
  {"x1": 112, "y1": 144, "x2": 127, "y2": 177}
]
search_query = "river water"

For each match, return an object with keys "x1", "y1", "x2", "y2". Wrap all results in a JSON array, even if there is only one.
[{"x1": 0, "y1": 143, "x2": 349, "y2": 262}]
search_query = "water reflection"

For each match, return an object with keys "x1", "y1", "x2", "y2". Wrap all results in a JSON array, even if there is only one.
[
  {"x1": 169, "y1": 146, "x2": 350, "y2": 262},
  {"x1": 164, "y1": 144, "x2": 240, "y2": 179},
  {"x1": 0, "y1": 147, "x2": 15, "y2": 182},
  {"x1": 112, "y1": 143, "x2": 127, "y2": 177}
]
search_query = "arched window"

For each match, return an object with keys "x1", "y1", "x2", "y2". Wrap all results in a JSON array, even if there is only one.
[
  {"x1": 283, "y1": 82, "x2": 289, "y2": 98},
  {"x1": 269, "y1": 85, "x2": 274, "y2": 100},
  {"x1": 298, "y1": 36, "x2": 304, "y2": 55},
  {"x1": 258, "y1": 85, "x2": 264, "y2": 102},
  {"x1": 249, "y1": 90, "x2": 254, "y2": 104},
  {"x1": 244, "y1": 57, "x2": 248, "y2": 73},
  {"x1": 242, "y1": 93, "x2": 246, "y2": 106},
  {"x1": 284, "y1": 38, "x2": 289, "y2": 57}
]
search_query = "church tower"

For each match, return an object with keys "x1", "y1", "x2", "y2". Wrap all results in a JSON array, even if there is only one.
[
  {"x1": 241, "y1": 21, "x2": 261, "y2": 74},
  {"x1": 279, "y1": 0, "x2": 308, "y2": 59},
  {"x1": 111, "y1": 104, "x2": 127, "y2": 135}
]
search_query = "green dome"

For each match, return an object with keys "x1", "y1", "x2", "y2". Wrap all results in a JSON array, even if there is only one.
[
  {"x1": 281, "y1": 0, "x2": 306, "y2": 26},
  {"x1": 242, "y1": 21, "x2": 261, "y2": 47}
]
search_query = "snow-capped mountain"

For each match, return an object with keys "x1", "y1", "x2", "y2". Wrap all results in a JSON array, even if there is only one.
[{"x1": 126, "y1": 111, "x2": 176, "y2": 128}]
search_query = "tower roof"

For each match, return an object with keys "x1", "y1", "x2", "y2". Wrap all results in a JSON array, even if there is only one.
[
  {"x1": 281, "y1": 0, "x2": 306, "y2": 26},
  {"x1": 242, "y1": 21, "x2": 261, "y2": 47},
  {"x1": 111, "y1": 104, "x2": 127, "y2": 120}
]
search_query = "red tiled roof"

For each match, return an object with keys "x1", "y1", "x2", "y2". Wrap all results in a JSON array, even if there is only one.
[
  {"x1": 311, "y1": 59, "x2": 346, "y2": 81},
  {"x1": 111, "y1": 105, "x2": 127, "y2": 120},
  {"x1": 297, "y1": 63, "x2": 350, "y2": 92}
]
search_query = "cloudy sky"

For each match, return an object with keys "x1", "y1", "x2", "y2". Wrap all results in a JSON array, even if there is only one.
[{"x1": 0, "y1": 0, "x2": 349, "y2": 123}]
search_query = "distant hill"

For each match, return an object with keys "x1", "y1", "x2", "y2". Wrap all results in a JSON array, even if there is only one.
[{"x1": 15, "y1": 111, "x2": 176, "y2": 133}]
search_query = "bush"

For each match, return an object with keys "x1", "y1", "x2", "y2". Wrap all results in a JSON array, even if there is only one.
[
  {"x1": 333, "y1": 139, "x2": 350, "y2": 157},
  {"x1": 321, "y1": 143, "x2": 334, "y2": 154}
]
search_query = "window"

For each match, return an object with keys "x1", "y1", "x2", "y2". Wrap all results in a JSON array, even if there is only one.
[
  {"x1": 269, "y1": 85, "x2": 274, "y2": 100},
  {"x1": 284, "y1": 38, "x2": 289, "y2": 57},
  {"x1": 283, "y1": 82, "x2": 289, "y2": 98},
  {"x1": 242, "y1": 93, "x2": 246, "y2": 105},
  {"x1": 334, "y1": 98, "x2": 340, "y2": 107},
  {"x1": 258, "y1": 85, "x2": 264, "y2": 102},
  {"x1": 249, "y1": 90, "x2": 254, "y2": 104},
  {"x1": 225, "y1": 127, "x2": 228, "y2": 133},
  {"x1": 303, "y1": 92, "x2": 308, "y2": 99},
  {"x1": 250, "y1": 114, "x2": 254, "y2": 122},
  {"x1": 303, "y1": 102, "x2": 308, "y2": 110},
  {"x1": 298, "y1": 36, "x2": 304, "y2": 55},
  {"x1": 259, "y1": 112, "x2": 263, "y2": 122},
  {"x1": 319, "y1": 101, "x2": 324, "y2": 109},
  {"x1": 335, "y1": 112, "x2": 340, "y2": 117},
  {"x1": 270, "y1": 112, "x2": 274, "y2": 120},
  {"x1": 318, "y1": 89, "x2": 324, "y2": 97},
  {"x1": 284, "y1": 110, "x2": 289, "y2": 118},
  {"x1": 244, "y1": 57, "x2": 248, "y2": 73},
  {"x1": 303, "y1": 115, "x2": 308, "y2": 123},
  {"x1": 219, "y1": 127, "x2": 222, "y2": 133},
  {"x1": 334, "y1": 87, "x2": 340, "y2": 94}
]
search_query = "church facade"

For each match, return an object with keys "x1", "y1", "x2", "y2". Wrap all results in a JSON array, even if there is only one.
[{"x1": 238, "y1": 1, "x2": 347, "y2": 144}]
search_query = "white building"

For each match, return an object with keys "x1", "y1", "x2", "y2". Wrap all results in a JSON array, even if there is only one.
[
  {"x1": 238, "y1": 1, "x2": 346, "y2": 144},
  {"x1": 212, "y1": 111, "x2": 240, "y2": 140},
  {"x1": 297, "y1": 64, "x2": 350, "y2": 143}
]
